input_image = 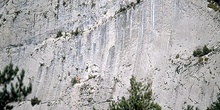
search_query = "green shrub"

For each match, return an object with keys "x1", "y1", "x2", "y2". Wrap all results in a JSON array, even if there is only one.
[
  {"x1": 109, "y1": 75, "x2": 161, "y2": 110},
  {"x1": 91, "y1": 2, "x2": 96, "y2": 8},
  {"x1": 88, "y1": 74, "x2": 97, "y2": 80},
  {"x1": 115, "y1": 1, "x2": 142, "y2": 14},
  {"x1": 207, "y1": 93, "x2": 220, "y2": 110},
  {"x1": 207, "y1": 0, "x2": 220, "y2": 11},
  {"x1": 204, "y1": 57, "x2": 209, "y2": 61},
  {"x1": 71, "y1": 28, "x2": 79, "y2": 36},
  {"x1": 31, "y1": 96, "x2": 41, "y2": 106},
  {"x1": 193, "y1": 45, "x2": 211, "y2": 57},
  {"x1": 63, "y1": 1, "x2": 67, "y2": 7},
  {"x1": 198, "y1": 57, "x2": 203, "y2": 63},
  {"x1": 193, "y1": 49, "x2": 203, "y2": 57},
  {"x1": 186, "y1": 105, "x2": 194, "y2": 110},
  {"x1": 203, "y1": 45, "x2": 211, "y2": 55},
  {"x1": 71, "y1": 77, "x2": 77, "y2": 86},
  {"x1": 0, "y1": 63, "x2": 32, "y2": 110},
  {"x1": 56, "y1": 31, "x2": 62, "y2": 38},
  {"x1": 71, "y1": 76, "x2": 80, "y2": 86},
  {"x1": 175, "y1": 54, "x2": 180, "y2": 59},
  {"x1": 184, "y1": 105, "x2": 199, "y2": 110}
]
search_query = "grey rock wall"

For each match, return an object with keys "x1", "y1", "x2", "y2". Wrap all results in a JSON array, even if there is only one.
[{"x1": 0, "y1": 0, "x2": 220, "y2": 110}]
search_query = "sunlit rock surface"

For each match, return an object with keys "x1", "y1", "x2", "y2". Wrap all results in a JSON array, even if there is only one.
[{"x1": 0, "y1": 0, "x2": 220, "y2": 110}]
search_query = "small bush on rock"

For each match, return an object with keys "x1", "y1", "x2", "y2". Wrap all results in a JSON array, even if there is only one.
[
  {"x1": 175, "y1": 54, "x2": 180, "y2": 59},
  {"x1": 193, "y1": 45, "x2": 211, "y2": 57},
  {"x1": 31, "y1": 96, "x2": 41, "y2": 106},
  {"x1": 198, "y1": 57, "x2": 203, "y2": 63},
  {"x1": 88, "y1": 74, "x2": 97, "y2": 80},
  {"x1": 193, "y1": 49, "x2": 203, "y2": 57},
  {"x1": 71, "y1": 76, "x2": 80, "y2": 86},
  {"x1": 203, "y1": 45, "x2": 212, "y2": 55},
  {"x1": 71, "y1": 28, "x2": 80, "y2": 36},
  {"x1": 56, "y1": 31, "x2": 62, "y2": 38},
  {"x1": 208, "y1": 3, "x2": 219, "y2": 11},
  {"x1": 204, "y1": 57, "x2": 209, "y2": 61},
  {"x1": 207, "y1": 0, "x2": 220, "y2": 11}
]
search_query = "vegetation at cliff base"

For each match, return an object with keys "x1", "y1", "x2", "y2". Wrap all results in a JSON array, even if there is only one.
[
  {"x1": 0, "y1": 63, "x2": 32, "y2": 110},
  {"x1": 184, "y1": 105, "x2": 199, "y2": 110},
  {"x1": 207, "y1": 93, "x2": 220, "y2": 110},
  {"x1": 109, "y1": 75, "x2": 161, "y2": 110}
]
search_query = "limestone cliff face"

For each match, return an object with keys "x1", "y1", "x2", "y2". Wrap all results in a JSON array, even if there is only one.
[{"x1": 0, "y1": 0, "x2": 220, "y2": 110}]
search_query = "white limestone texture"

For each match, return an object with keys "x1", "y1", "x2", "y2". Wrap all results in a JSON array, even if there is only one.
[{"x1": 0, "y1": 0, "x2": 220, "y2": 110}]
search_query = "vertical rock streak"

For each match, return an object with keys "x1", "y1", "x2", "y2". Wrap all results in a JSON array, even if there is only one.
[{"x1": 151, "y1": 0, "x2": 155, "y2": 31}]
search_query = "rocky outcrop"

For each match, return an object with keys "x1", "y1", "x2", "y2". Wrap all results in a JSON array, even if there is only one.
[{"x1": 0, "y1": 0, "x2": 220, "y2": 110}]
